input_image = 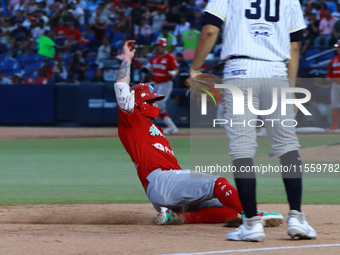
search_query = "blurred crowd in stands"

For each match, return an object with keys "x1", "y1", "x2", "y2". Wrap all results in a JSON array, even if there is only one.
[
  {"x1": 0, "y1": 0, "x2": 207, "y2": 85},
  {"x1": 0, "y1": 0, "x2": 339, "y2": 85}
]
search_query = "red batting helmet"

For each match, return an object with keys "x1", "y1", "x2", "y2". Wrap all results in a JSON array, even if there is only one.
[
  {"x1": 155, "y1": 37, "x2": 167, "y2": 47},
  {"x1": 131, "y1": 84, "x2": 165, "y2": 118}
]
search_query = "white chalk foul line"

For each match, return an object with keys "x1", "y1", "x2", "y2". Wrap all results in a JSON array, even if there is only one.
[{"x1": 158, "y1": 243, "x2": 340, "y2": 255}]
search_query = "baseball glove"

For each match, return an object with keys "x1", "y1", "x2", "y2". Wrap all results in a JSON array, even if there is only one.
[{"x1": 185, "y1": 73, "x2": 223, "y2": 101}]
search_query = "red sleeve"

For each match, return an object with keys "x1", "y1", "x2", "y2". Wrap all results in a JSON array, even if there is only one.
[
  {"x1": 327, "y1": 58, "x2": 334, "y2": 78},
  {"x1": 168, "y1": 53, "x2": 178, "y2": 70},
  {"x1": 117, "y1": 106, "x2": 138, "y2": 127}
]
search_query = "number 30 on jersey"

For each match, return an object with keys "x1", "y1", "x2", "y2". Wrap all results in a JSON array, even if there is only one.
[{"x1": 246, "y1": 0, "x2": 280, "y2": 22}]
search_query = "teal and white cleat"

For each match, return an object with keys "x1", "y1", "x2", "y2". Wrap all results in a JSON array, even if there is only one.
[
  {"x1": 241, "y1": 210, "x2": 284, "y2": 227},
  {"x1": 155, "y1": 207, "x2": 184, "y2": 225}
]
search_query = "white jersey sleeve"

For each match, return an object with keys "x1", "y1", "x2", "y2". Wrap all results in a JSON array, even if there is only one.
[
  {"x1": 204, "y1": 0, "x2": 229, "y2": 22},
  {"x1": 289, "y1": 0, "x2": 307, "y2": 33},
  {"x1": 204, "y1": 0, "x2": 306, "y2": 62},
  {"x1": 114, "y1": 82, "x2": 135, "y2": 112}
]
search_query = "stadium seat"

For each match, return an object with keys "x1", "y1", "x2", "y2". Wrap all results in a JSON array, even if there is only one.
[
  {"x1": 317, "y1": 50, "x2": 335, "y2": 62},
  {"x1": 304, "y1": 49, "x2": 321, "y2": 59},
  {"x1": 151, "y1": 32, "x2": 162, "y2": 43},
  {"x1": 105, "y1": 25, "x2": 113, "y2": 39},
  {"x1": 86, "y1": 69, "x2": 95, "y2": 81},
  {"x1": 86, "y1": 54, "x2": 97, "y2": 67},
  {"x1": 111, "y1": 32, "x2": 125, "y2": 46}
]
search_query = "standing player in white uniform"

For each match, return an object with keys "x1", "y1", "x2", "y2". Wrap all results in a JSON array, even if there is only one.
[
  {"x1": 191, "y1": 0, "x2": 317, "y2": 241},
  {"x1": 145, "y1": 38, "x2": 179, "y2": 134}
]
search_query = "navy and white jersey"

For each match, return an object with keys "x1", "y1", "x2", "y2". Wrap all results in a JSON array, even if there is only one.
[{"x1": 204, "y1": 0, "x2": 306, "y2": 62}]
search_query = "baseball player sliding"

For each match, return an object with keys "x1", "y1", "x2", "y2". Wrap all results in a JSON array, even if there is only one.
[
  {"x1": 144, "y1": 38, "x2": 178, "y2": 135},
  {"x1": 191, "y1": 0, "x2": 316, "y2": 241},
  {"x1": 114, "y1": 40, "x2": 283, "y2": 226}
]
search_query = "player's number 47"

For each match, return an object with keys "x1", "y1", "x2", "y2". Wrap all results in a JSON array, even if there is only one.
[{"x1": 246, "y1": 0, "x2": 280, "y2": 22}]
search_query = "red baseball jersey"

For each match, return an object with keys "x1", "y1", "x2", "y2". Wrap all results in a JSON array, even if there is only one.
[
  {"x1": 148, "y1": 53, "x2": 178, "y2": 83},
  {"x1": 117, "y1": 107, "x2": 182, "y2": 190},
  {"x1": 327, "y1": 55, "x2": 340, "y2": 78}
]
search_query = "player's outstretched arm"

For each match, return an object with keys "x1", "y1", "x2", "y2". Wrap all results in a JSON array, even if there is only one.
[
  {"x1": 116, "y1": 40, "x2": 136, "y2": 84},
  {"x1": 114, "y1": 40, "x2": 136, "y2": 113},
  {"x1": 190, "y1": 24, "x2": 220, "y2": 78}
]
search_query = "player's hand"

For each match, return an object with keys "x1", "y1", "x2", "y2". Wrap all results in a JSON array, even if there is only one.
[
  {"x1": 123, "y1": 40, "x2": 136, "y2": 61},
  {"x1": 190, "y1": 68, "x2": 202, "y2": 78}
]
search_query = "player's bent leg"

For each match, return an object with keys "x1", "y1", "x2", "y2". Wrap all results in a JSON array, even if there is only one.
[
  {"x1": 213, "y1": 177, "x2": 243, "y2": 214},
  {"x1": 183, "y1": 207, "x2": 238, "y2": 224}
]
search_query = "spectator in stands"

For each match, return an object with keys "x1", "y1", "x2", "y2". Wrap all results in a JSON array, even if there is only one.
[
  {"x1": 91, "y1": 68, "x2": 105, "y2": 83},
  {"x1": 54, "y1": 18, "x2": 69, "y2": 45},
  {"x1": 0, "y1": 71, "x2": 12, "y2": 85},
  {"x1": 36, "y1": 30, "x2": 57, "y2": 59},
  {"x1": 332, "y1": 4, "x2": 340, "y2": 19},
  {"x1": 19, "y1": 27, "x2": 35, "y2": 52},
  {"x1": 157, "y1": 25, "x2": 177, "y2": 53},
  {"x1": 62, "y1": 9, "x2": 80, "y2": 28},
  {"x1": 192, "y1": 10, "x2": 203, "y2": 31},
  {"x1": 69, "y1": 0, "x2": 85, "y2": 26},
  {"x1": 31, "y1": 19, "x2": 50, "y2": 39},
  {"x1": 13, "y1": 0, "x2": 25, "y2": 13},
  {"x1": 0, "y1": 17, "x2": 15, "y2": 47},
  {"x1": 68, "y1": 49, "x2": 87, "y2": 81},
  {"x1": 164, "y1": 5, "x2": 180, "y2": 32},
  {"x1": 314, "y1": 8, "x2": 338, "y2": 48},
  {"x1": 22, "y1": 12, "x2": 35, "y2": 29},
  {"x1": 12, "y1": 73, "x2": 22, "y2": 84},
  {"x1": 301, "y1": 12, "x2": 320, "y2": 56},
  {"x1": 35, "y1": 9, "x2": 49, "y2": 25},
  {"x1": 65, "y1": 22, "x2": 84, "y2": 49},
  {"x1": 76, "y1": 0, "x2": 87, "y2": 11},
  {"x1": 13, "y1": 10, "x2": 25, "y2": 24},
  {"x1": 86, "y1": 0, "x2": 101, "y2": 16},
  {"x1": 151, "y1": 5, "x2": 166, "y2": 35},
  {"x1": 38, "y1": 59, "x2": 53, "y2": 79},
  {"x1": 11, "y1": 17, "x2": 28, "y2": 42},
  {"x1": 65, "y1": 73, "x2": 79, "y2": 84},
  {"x1": 113, "y1": 8, "x2": 132, "y2": 37},
  {"x1": 25, "y1": 0, "x2": 37, "y2": 15},
  {"x1": 101, "y1": 0, "x2": 115, "y2": 19},
  {"x1": 50, "y1": 59, "x2": 68, "y2": 84},
  {"x1": 181, "y1": 22, "x2": 200, "y2": 51},
  {"x1": 333, "y1": 17, "x2": 340, "y2": 42},
  {"x1": 47, "y1": 3, "x2": 64, "y2": 28},
  {"x1": 174, "y1": 52, "x2": 190, "y2": 88},
  {"x1": 90, "y1": 7, "x2": 113, "y2": 45},
  {"x1": 196, "y1": 0, "x2": 208, "y2": 9},
  {"x1": 95, "y1": 36, "x2": 111, "y2": 67},
  {"x1": 174, "y1": 15, "x2": 190, "y2": 45},
  {"x1": 134, "y1": 17, "x2": 151, "y2": 45}
]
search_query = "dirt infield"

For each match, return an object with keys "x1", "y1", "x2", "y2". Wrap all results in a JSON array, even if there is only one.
[
  {"x1": 0, "y1": 127, "x2": 339, "y2": 254},
  {"x1": 0, "y1": 203, "x2": 339, "y2": 255}
]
